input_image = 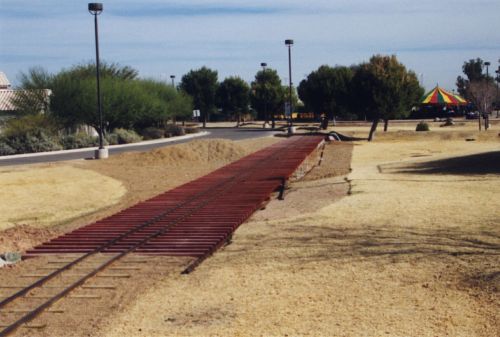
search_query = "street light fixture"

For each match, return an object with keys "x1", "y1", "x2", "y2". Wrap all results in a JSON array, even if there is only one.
[
  {"x1": 285, "y1": 39, "x2": 294, "y2": 133},
  {"x1": 88, "y1": 3, "x2": 107, "y2": 159},
  {"x1": 170, "y1": 75, "x2": 176, "y2": 87}
]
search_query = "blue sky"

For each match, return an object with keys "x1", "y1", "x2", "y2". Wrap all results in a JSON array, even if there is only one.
[{"x1": 1, "y1": 0, "x2": 499, "y2": 91}]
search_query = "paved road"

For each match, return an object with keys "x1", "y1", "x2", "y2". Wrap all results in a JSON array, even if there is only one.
[{"x1": 0, "y1": 128, "x2": 279, "y2": 167}]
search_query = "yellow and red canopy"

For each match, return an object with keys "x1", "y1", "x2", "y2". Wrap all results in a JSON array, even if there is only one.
[{"x1": 420, "y1": 86, "x2": 467, "y2": 105}]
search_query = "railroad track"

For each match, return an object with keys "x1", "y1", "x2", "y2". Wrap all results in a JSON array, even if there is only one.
[{"x1": 0, "y1": 135, "x2": 324, "y2": 336}]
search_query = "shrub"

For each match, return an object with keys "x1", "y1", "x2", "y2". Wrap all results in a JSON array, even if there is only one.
[
  {"x1": 105, "y1": 133, "x2": 119, "y2": 145},
  {"x1": 60, "y1": 132, "x2": 98, "y2": 149},
  {"x1": 164, "y1": 124, "x2": 185, "y2": 137},
  {"x1": 5, "y1": 130, "x2": 63, "y2": 154},
  {"x1": 0, "y1": 138, "x2": 15, "y2": 156},
  {"x1": 111, "y1": 128, "x2": 142, "y2": 144},
  {"x1": 184, "y1": 126, "x2": 200, "y2": 134},
  {"x1": 416, "y1": 121, "x2": 430, "y2": 132},
  {"x1": 3, "y1": 114, "x2": 57, "y2": 137},
  {"x1": 139, "y1": 127, "x2": 165, "y2": 140}
]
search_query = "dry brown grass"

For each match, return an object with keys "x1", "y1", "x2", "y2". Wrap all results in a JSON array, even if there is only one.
[
  {"x1": 0, "y1": 166, "x2": 125, "y2": 231},
  {"x1": 101, "y1": 137, "x2": 499, "y2": 337}
]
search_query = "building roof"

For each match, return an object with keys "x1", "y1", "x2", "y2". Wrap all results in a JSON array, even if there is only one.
[
  {"x1": 0, "y1": 72, "x2": 11, "y2": 89},
  {"x1": 0, "y1": 89, "x2": 52, "y2": 112},
  {"x1": 0, "y1": 90, "x2": 17, "y2": 111}
]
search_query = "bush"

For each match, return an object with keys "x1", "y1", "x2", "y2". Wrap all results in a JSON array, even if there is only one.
[
  {"x1": 164, "y1": 124, "x2": 185, "y2": 137},
  {"x1": 139, "y1": 127, "x2": 165, "y2": 140},
  {"x1": 184, "y1": 127, "x2": 200, "y2": 134},
  {"x1": 110, "y1": 128, "x2": 142, "y2": 144},
  {"x1": 5, "y1": 130, "x2": 63, "y2": 154},
  {"x1": 105, "y1": 133, "x2": 119, "y2": 145},
  {"x1": 416, "y1": 121, "x2": 430, "y2": 132},
  {"x1": 60, "y1": 132, "x2": 98, "y2": 149},
  {"x1": 0, "y1": 138, "x2": 15, "y2": 156},
  {"x1": 3, "y1": 114, "x2": 57, "y2": 137}
]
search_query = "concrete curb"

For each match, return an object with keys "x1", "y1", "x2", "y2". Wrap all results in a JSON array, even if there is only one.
[{"x1": 0, "y1": 131, "x2": 209, "y2": 160}]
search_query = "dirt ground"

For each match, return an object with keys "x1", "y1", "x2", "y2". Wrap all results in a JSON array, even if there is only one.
[{"x1": 1, "y1": 126, "x2": 499, "y2": 336}]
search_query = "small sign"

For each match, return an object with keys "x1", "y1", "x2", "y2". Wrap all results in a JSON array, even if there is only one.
[{"x1": 192, "y1": 109, "x2": 200, "y2": 117}]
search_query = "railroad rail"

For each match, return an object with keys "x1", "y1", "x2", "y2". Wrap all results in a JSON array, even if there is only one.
[{"x1": 0, "y1": 135, "x2": 324, "y2": 336}]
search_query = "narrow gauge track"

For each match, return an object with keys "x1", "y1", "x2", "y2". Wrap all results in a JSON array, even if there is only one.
[{"x1": 0, "y1": 135, "x2": 324, "y2": 336}]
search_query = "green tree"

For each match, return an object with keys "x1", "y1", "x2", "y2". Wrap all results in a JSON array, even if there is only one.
[
  {"x1": 124, "y1": 79, "x2": 193, "y2": 127},
  {"x1": 298, "y1": 65, "x2": 354, "y2": 128},
  {"x1": 68, "y1": 62, "x2": 138, "y2": 80},
  {"x1": 11, "y1": 67, "x2": 54, "y2": 116},
  {"x1": 15, "y1": 63, "x2": 189, "y2": 135},
  {"x1": 179, "y1": 67, "x2": 218, "y2": 128},
  {"x1": 135, "y1": 79, "x2": 176, "y2": 128},
  {"x1": 456, "y1": 58, "x2": 487, "y2": 98},
  {"x1": 250, "y1": 68, "x2": 284, "y2": 128},
  {"x1": 48, "y1": 67, "x2": 150, "y2": 133},
  {"x1": 216, "y1": 77, "x2": 250, "y2": 126},
  {"x1": 352, "y1": 55, "x2": 423, "y2": 141},
  {"x1": 169, "y1": 92, "x2": 193, "y2": 124}
]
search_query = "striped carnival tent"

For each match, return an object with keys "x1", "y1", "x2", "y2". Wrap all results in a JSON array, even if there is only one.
[{"x1": 420, "y1": 86, "x2": 467, "y2": 105}]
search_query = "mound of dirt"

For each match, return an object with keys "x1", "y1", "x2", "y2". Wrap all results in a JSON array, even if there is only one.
[
  {"x1": 0, "y1": 224, "x2": 60, "y2": 253},
  {"x1": 113, "y1": 139, "x2": 247, "y2": 167}
]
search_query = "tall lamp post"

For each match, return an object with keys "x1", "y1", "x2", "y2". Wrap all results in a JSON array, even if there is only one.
[
  {"x1": 285, "y1": 39, "x2": 294, "y2": 133},
  {"x1": 260, "y1": 62, "x2": 269, "y2": 128},
  {"x1": 495, "y1": 66, "x2": 500, "y2": 118},
  {"x1": 484, "y1": 61, "x2": 491, "y2": 129},
  {"x1": 170, "y1": 75, "x2": 176, "y2": 88},
  {"x1": 88, "y1": 3, "x2": 107, "y2": 159}
]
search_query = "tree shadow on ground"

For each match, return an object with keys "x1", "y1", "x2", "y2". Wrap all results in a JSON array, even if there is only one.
[
  {"x1": 232, "y1": 224, "x2": 500, "y2": 291},
  {"x1": 390, "y1": 151, "x2": 500, "y2": 175},
  {"x1": 259, "y1": 224, "x2": 500, "y2": 260}
]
